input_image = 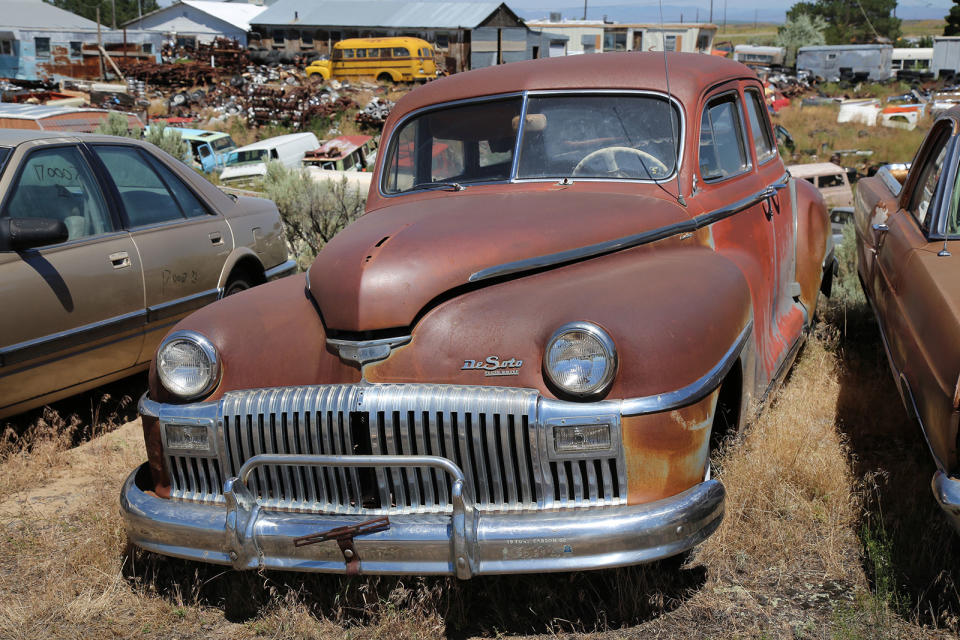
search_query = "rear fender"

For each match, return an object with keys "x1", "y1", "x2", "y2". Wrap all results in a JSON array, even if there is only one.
[{"x1": 793, "y1": 177, "x2": 830, "y2": 309}]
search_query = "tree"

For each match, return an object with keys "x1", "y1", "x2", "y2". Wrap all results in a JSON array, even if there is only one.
[
  {"x1": 44, "y1": 0, "x2": 159, "y2": 29},
  {"x1": 785, "y1": 0, "x2": 901, "y2": 44},
  {"x1": 776, "y1": 13, "x2": 828, "y2": 66},
  {"x1": 947, "y1": 0, "x2": 960, "y2": 36}
]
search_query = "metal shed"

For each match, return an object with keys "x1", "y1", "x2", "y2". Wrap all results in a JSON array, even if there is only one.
[{"x1": 250, "y1": 0, "x2": 540, "y2": 72}]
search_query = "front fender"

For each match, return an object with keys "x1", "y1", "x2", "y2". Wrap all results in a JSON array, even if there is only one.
[
  {"x1": 147, "y1": 275, "x2": 360, "y2": 406},
  {"x1": 365, "y1": 243, "x2": 753, "y2": 402}
]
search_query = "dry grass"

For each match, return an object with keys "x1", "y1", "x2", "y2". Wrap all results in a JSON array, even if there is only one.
[{"x1": 776, "y1": 103, "x2": 931, "y2": 167}]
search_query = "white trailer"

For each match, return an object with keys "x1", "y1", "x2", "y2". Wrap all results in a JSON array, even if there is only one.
[{"x1": 933, "y1": 37, "x2": 960, "y2": 79}]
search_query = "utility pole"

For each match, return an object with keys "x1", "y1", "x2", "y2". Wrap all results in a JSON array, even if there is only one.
[
  {"x1": 723, "y1": 0, "x2": 727, "y2": 32},
  {"x1": 582, "y1": 0, "x2": 587, "y2": 20},
  {"x1": 112, "y1": 0, "x2": 117, "y2": 29},
  {"x1": 709, "y1": 0, "x2": 713, "y2": 23},
  {"x1": 138, "y1": 0, "x2": 143, "y2": 20},
  {"x1": 97, "y1": 8, "x2": 105, "y2": 79}
]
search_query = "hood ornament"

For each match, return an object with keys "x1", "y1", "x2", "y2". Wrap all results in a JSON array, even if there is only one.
[{"x1": 327, "y1": 335, "x2": 411, "y2": 366}]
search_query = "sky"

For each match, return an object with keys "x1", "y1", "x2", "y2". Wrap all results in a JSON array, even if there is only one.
[{"x1": 158, "y1": 0, "x2": 955, "y2": 23}]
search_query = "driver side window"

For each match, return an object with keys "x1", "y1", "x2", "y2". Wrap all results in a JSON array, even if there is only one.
[
  {"x1": 3, "y1": 146, "x2": 112, "y2": 242},
  {"x1": 699, "y1": 94, "x2": 750, "y2": 181}
]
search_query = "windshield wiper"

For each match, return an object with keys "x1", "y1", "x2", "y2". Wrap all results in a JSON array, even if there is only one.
[{"x1": 412, "y1": 181, "x2": 465, "y2": 192}]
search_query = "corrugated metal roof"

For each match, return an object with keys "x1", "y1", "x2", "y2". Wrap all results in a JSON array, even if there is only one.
[
  {"x1": 7, "y1": 0, "x2": 101, "y2": 31},
  {"x1": 180, "y1": 1, "x2": 266, "y2": 31},
  {"x1": 254, "y1": 0, "x2": 507, "y2": 29}
]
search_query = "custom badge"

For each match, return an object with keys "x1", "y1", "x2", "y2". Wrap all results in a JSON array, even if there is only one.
[{"x1": 461, "y1": 356, "x2": 523, "y2": 377}]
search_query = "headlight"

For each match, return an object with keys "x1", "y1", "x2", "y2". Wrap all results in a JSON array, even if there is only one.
[
  {"x1": 544, "y1": 322, "x2": 617, "y2": 398},
  {"x1": 156, "y1": 330, "x2": 220, "y2": 400}
]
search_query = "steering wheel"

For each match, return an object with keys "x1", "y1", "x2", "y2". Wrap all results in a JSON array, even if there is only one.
[{"x1": 572, "y1": 146, "x2": 670, "y2": 179}]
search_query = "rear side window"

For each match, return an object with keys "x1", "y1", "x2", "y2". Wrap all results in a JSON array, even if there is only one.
[
  {"x1": 3, "y1": 146, "x2": 112, "y2": 242},
  {"x1": 94, "y1": 146, "x2": 206, "y2": 225},
  {"x1": 699, "y1": 95, "x2": 750, "y2": 181},
  {"x1": 744, "y1": 88, "x2": 776, "y2": 163}
]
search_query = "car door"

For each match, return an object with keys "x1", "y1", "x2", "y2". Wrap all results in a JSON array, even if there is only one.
[
  {"x1": 0, "y1": 141, "x2": 144, "y2": 413},
  {"x1": 696, "y1": 86, "x2": 793, "y2": 390},
  {"x1": 88, "y1": 143, "x2": 233, "y2": 362},
  {"x1": 871, "y1": 122, "x2": 953, "y2": 334},
  {"x1": 872, "y1": 127, "x2": 960, "y2": 467}
]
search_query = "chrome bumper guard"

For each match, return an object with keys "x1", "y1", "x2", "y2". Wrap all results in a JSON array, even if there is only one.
[
  {"x1": 122, "y1": 458, "x2": 725, "y2": 578},
  {"x1": 932, "y1": 471, "x2": 960, "y2": 534}
]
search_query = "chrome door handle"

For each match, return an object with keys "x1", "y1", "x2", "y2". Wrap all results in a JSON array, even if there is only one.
[
  {"x1": 209, "y1": 231, "x2": 223, "y2": 245},
  {"x1": 109, "y1": 251, "x2": 131, "y2": 269}
]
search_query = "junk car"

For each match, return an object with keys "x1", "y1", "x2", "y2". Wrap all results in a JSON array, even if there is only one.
[
  {"x1": 854, "y1": 106, "x2": 960, "y2": 531},
  {"x1": 122, "y1": 53, "x2": 833, "y2": 578},
  {"x1": 0, "y1": 131, "x2": 295, "y2": 419}
]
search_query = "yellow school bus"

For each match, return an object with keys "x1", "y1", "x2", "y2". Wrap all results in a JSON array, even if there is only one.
[{"x1": 305, "y1": 37, "x2": 437, "y2": 83}]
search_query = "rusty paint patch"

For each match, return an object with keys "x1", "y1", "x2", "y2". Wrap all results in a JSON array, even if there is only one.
[{"x1": 623, "y1": 390, "x2": 718, "y2": 505}]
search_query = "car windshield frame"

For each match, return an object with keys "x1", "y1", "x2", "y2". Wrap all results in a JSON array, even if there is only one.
[{"x1": 379, "y1": 89, "x2": 685, "y2": 197}]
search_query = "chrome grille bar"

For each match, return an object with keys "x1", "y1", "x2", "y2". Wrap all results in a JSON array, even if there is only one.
[{"x1": 165, "y1": 384, "x2": 627, "y2": 514}]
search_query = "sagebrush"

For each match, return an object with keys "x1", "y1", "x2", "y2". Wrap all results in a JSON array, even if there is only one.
[{"x1": 262, "y1": 162, "x2": 365, "y2": 267}]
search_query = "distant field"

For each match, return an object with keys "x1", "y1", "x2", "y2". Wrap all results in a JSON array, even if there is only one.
[{"x1": 715, "y1": 19, "x2": 947, "y2": 46}]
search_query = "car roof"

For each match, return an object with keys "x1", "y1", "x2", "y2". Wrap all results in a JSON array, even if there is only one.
[
  {"x1": 232, "y1": 132, "x2": 317, "y2": 151},
  {"x1": 392, "y1": 52, "x2": 755, "y2": 118},
  {"x1": 786, "y1": 162, "x2": 845, "y2": 177},
  {"x1": 0, "y1": 129, "x2": 151, "y2": 147},
  {"x1": 305, "y1": 135, "x2": 373, "y2": 161}
]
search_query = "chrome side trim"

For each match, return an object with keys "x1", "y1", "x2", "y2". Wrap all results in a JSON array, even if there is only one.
[
  {"x1": 620, "y1": 320, "x2": 752, "y2": 416},
  {"x1": 147, "y1": 288, "x2": 221, "y2": 323},
  {"x1": 265, "y1": 258, "x2": 297, "y2": 281},
  {"x1": 470, "y1": 175, "x2": 788, "y2": 283},
  {"x1": 0, "y1": 309, "x2": 146, "y2": 367}
]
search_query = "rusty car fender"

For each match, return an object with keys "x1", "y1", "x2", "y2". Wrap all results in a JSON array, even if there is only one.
[
  {"x1": 144, "y1": 275, "x2": 360, "y2": 495},
  {"x1": 793, "y1": 177, "x2": 831, "y2": 308}
]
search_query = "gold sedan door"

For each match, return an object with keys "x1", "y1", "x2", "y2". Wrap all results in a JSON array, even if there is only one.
[
  {"x1": 90, "y1": 145, "x2": 233, "y2": 362},
  {"x1": 0, "y1": 142, "x2": 144, "y2": 415}
]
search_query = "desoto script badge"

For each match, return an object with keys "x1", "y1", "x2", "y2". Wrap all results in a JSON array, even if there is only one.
[{"x1": 462, "y1": 356, "x2": 523, "y2": 377}]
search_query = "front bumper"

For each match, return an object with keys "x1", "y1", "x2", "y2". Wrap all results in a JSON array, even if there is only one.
[
  {"x1": 932, "y1": 471, "x2": 960, "y2": 533},
  {"x1": 121, "y1": 460, "x2": 724, "y2": 578}
]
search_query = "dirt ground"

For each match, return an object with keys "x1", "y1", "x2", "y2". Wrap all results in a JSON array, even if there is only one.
[{"x1": 3, "y1": 247, "x2": 960, "y2": 639}]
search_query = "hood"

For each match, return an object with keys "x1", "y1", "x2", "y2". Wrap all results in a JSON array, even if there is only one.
[
  {"x1": 309, "y1": 187, "x2": 690, "y2": 332},
  {"x1": 220, "y1": 163, "x2": 267, "y2": 181}
]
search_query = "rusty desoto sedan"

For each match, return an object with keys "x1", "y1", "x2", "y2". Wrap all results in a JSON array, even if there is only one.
[
  {"x1": 0, "y1": 130, "x2": 295, "y2": 419},
  {"x1": 123, "y1": 53, "x2": 833, "y2": 578},
  {"x1": 854, "y1": 106, "x2": 960, "y2": 530}
]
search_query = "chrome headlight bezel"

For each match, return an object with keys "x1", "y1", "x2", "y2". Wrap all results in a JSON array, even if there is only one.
[
  {"x1": 543, "y1": 321, "x2": 618, "y2": 399},
  {"x1": 156, "y1": 330, "x2": 220, "y2": 401}
]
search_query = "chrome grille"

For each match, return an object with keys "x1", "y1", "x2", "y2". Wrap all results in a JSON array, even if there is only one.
[
  {"x1": 165, "y1": 384, "x2": 627, "y2": 514},
  {"x1": 168, "y1": 454, "x2": 224, "y2": 504}
]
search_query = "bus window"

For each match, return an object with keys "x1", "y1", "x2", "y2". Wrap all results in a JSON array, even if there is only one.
[
  {"x1": 356, "y1": 49, "x2": 367, "y2": 58},
  {"x1": 342, "y1": 49, "x2": 355, "y2": 59},
  {"x1": 380, "y1": 48, "x2": 392, "y2": 58},
  {"x1": 393, "y1": 47, "x2": 409, "y2": 57}
]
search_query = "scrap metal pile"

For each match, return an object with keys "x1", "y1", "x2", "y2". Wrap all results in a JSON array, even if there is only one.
[{"x1": 355, "y1": 96, "x2": 395, "y2": 129}]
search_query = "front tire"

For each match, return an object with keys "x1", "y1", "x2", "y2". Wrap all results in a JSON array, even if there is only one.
[{"x1": 224, "y1": 276, "x2": 252, "y2": 297}]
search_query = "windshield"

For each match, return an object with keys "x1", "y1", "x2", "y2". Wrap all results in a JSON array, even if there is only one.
[
  {"x1": 210, "y1": 136, "x2": 236, "y2": 153},
  {"x1": 382, "y1": 93, "x2": 681, "y2": 194}
]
